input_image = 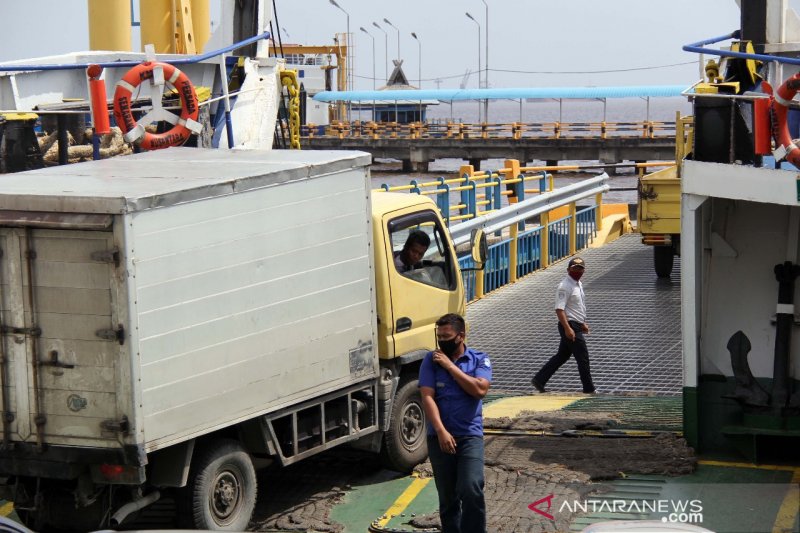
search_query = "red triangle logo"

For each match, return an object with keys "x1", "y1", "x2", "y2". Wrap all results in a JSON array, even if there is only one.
[{"x1": 528, "y1": 494, "x2": 555, "y2": 521}]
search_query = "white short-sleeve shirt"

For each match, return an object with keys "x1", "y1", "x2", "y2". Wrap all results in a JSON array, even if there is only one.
[{"x1": 555, "y1": 275, "x2": 586, "y2": 323}]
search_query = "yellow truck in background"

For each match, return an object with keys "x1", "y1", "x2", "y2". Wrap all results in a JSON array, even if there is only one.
[{"x1": 638, "y1": 115, "x2": 692, "y2": 278}]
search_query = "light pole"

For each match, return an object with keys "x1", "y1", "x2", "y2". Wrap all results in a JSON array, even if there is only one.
[
  {"x1": 410, "y1": 33, "x2": 421, "y2": 88},
  {"x1": 360, "y1": 27, "x2": 376, "y2": 90},
  {"x1": 411, "y1": 32, "x2": 422, "y2": 123},
  {"x1": 480, "y1": 0, "x2": 489, "y2": 121},
  {"x1": 360, "y1": 27, "x2": 377, "y2": 121},
  {"x1": 329, "y1": 0, "x2": 351, "y2": 122},
  {"x1": 466, "y1": 12, "x2": 481, "y2": 122},
  {"x1": 383, "y1": 18, "x2": 400, "y2": 61},
  {"x1": 372, "y1": 21, "x2": 389, "y2": 83}
]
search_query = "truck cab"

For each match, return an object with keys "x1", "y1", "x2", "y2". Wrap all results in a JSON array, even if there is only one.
[{"x1": 371, "y1": 192, "x2": 466, "y2": 360}]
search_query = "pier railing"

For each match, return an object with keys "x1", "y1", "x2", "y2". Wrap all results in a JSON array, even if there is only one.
[
  {"x1": 303, "y1": 120, "x2": 676, "y2": 140},
  {"x1": 376, "y1": 159, "x2": 612, "y2": 301}
]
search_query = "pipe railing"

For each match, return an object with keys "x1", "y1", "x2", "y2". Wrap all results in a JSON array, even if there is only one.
[
  {"x1": 0, "y1": 31, "x2": 272, "y2": 72},
  {"x1": 0, "y1": 31, "x2": 272, "y2": 150},
  {"x1": 376, "y1": 159, "x2": 669, "y2": 227},
  {"x1": 379, "y1": 159, "x2": 612, "y2": 301},
  {"x1": 304, "y1": 120, "x2": 676, "y2": 140}
]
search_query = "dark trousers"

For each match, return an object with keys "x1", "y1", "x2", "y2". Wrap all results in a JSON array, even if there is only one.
[
  {"x1": 535, "y1": 320, "x2": 595, "y2": 393},
  {"x1": 427, "y1": 435, "x2": 486, "y2": 533}
]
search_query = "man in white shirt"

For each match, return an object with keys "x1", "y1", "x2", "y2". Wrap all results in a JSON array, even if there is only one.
[{"x1": 531, "y1": 257, "x2": 596, "y2": 394}]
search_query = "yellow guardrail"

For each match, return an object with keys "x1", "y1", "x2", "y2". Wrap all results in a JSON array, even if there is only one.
[{"x1": 302, "y1": 120, "x2": 677, "y2": 140}]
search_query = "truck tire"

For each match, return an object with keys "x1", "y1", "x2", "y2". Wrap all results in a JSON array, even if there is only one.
[
  {"x1": 381, "y1": 378, "x2": 428, "y2": 473},
  {"x1": 182, "y1": 439, "x2": 257, "y2": 531},
  {"x1": 654, "y1": 245, "x2": 674, "y2": 278}
]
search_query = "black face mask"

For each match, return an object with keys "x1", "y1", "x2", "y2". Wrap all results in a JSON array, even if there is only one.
[{"x1": 438, "y1": 337, "x2": 461, "y2": 357}]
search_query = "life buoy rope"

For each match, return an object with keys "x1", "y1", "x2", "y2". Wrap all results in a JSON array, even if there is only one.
[
  {"x1": 771, "y1": 72, "x2": 800, "y2": 167},
  {"x1": 113, "y1": 61, "x2": 202, "y2": 151}
]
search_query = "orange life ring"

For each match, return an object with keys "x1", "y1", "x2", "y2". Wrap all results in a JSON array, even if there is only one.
[
  {"x1": 771, "y1": 72, "x2": 800, "y2": 167},
  {"x1": 113, "y1": 61, "x2": 200, "y2": 151}
]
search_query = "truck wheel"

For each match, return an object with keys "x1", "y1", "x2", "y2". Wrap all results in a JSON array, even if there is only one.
[
  {"x1": 381, "y1": 378, "x2": 428, "y2": 473},
  {"x1": 182, "y1": 439, "x2": 257, "y2": 531},
  {"x1": 654, "y1": 245, "x2": 674, "y2": 278}
]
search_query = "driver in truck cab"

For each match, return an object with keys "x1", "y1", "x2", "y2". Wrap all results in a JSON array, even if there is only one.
[{"x1": 394, "y1": 229, "x2": 430, "y2": 273}]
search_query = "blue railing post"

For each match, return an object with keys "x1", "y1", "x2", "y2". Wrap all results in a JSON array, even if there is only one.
[
  {"x1": 515, "y1": 174, "x2": 526, "y2": 231},
  {"x1": 460, "y1": 173, "x2": 471, "y2": 219},
  {"x1": 539, "y1": 171, "x2": 547, "y2": 194},
  {"x1": 493, "y1": 175, "x2": 503, "y2": 210},
  {"x1": 484, "y1": 171, "x2": 493, "y2": 211},
  {"x1": 468, "y1": 182, "x2": 478, "y2": 219},
  {"x1": 436, "y1": 178, "x2": 451, "y2": 226}
]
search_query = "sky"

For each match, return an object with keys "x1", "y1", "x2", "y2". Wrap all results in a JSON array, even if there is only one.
[{"x1": 0, "y1": 0, "x2": 754, "y2": 90}]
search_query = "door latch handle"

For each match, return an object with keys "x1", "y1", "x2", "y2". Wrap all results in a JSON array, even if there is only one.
[
  {"x1": 41, "y1": 350, "x2": 74, "y2": 369},
  {"x1": 396, "y1": 317, "x2": 412, "y2": 332}
]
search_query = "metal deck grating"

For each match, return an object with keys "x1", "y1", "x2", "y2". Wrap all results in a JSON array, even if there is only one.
[
  {"x1": 467, "y1": 234, "x2": 682, "y2": 396},
  {"x1": 562, "y1": 396, "x2": 683, "y2": 431}
]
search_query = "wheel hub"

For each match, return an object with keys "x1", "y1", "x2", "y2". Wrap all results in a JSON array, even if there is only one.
[
  {"x1": 401, "y1": 402, "x2": 423, "y2": 448},
  {"x1": 211, "y1": 471, "x2": 241, "y2": 521}
]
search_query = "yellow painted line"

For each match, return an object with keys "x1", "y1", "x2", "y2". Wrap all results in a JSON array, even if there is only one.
[
  {"x1": 483, "y1": 395, "x2": 583, "y2": 418},
  {"x1": 0, "y1": 501, "x2": 13, "y2": 516},
  {"x1": 698, "y1": 459, "x2": 800, "y2": 533},
  {"x1": 376, "y1": 476, "x2": 431, "y2": 528},
  {"x1": 773, "y1": 469, "x2": 800, "y2": 533},
  {"x1": 697, "y1": 460, "x2": 798, "y2": 472}
]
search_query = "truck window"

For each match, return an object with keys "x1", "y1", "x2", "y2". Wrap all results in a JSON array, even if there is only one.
[{"x1": 388, "y1": 211, "x2": 456, "y2": 290}]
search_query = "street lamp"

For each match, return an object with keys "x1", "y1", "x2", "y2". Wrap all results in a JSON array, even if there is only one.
[
  {"x1": 383, "y1": 18, "x2": 400, "y2": 61},
  {"x1": 410, "y1": 33, "x2": 421, "y2": 88},
  {"x1": 411, "y1": 32, "x2": 422, "y2": 123},
  {"x1": 360, "y1": 27, "x2": 376, "y2": 90},
  {"x1": 465, "y1": 11, "x2": 481, "y2": 122},
  {"x1": 480, "y1": 0, "x2": 489, "y2": 121},
  {"x1": 329, "y1": 0, "x2": 350, "y2": 122},
  {"x1": 372, "y1": 21, "x2": 389, "y2": 83}
]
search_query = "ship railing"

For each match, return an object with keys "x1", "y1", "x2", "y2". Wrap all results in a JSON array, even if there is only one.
[{"x1": 0, "y1": 31, "x2": 273, "y2": 151}]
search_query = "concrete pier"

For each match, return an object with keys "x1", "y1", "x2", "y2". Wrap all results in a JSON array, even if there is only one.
[{"x1": 304, "y1": 136, "x2": 674, "y2": 167}]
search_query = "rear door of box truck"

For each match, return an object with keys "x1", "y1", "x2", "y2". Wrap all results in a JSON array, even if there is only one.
[{"x1": 0, "y1": 225, "x2": 128, "y2": 449}]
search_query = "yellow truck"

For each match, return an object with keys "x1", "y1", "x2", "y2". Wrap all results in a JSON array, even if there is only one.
[{"x1": 637, "y1": 115, "x2": 692, "y2": 278}]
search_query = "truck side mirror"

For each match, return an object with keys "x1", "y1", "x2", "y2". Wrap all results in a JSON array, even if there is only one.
[{"x1": 470, "y1": 228, "x2": 487, "y2": 268}]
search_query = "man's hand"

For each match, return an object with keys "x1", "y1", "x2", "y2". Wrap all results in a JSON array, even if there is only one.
[
  {"x1": 565, "y1": 325, "x2": 576, "y2": 341},
  {"x1": 432, "y1": 350, "x2": 454, "y2": 369},
  {"x1": 436, "y1": 427, "x2": 457, "y2": 454},
  {"x1": 582, "y1": 323, "x2": 590, "y2": 335}
]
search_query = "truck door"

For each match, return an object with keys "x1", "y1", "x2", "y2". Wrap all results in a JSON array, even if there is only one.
[
  {"x1": 0, "y1": 226, "x2": 125, "y2": 448},
  {"x1": 383, "y1": 209, "x2": 464, "y2": 357}
]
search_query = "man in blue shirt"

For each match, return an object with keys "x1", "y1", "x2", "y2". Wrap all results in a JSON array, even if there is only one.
[{"x1": 419, "y1": 313, "x2": 492, "y2": 533}]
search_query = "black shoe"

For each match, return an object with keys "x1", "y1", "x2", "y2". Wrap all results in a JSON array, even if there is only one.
[
  {"x1": 583, "y1": 388, "x2": 596, "y2": 394},
  {"x1": 531, "y1": 377, "x2": 546, "y2": 393}
]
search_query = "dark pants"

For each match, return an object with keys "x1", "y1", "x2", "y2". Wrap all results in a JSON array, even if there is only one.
[
  {"x1": 535, "y1": 320, "x2": 595, "y2": 393},
  {"x1": 427, "y1": 435, "x2": 486, "y2": 533}
]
